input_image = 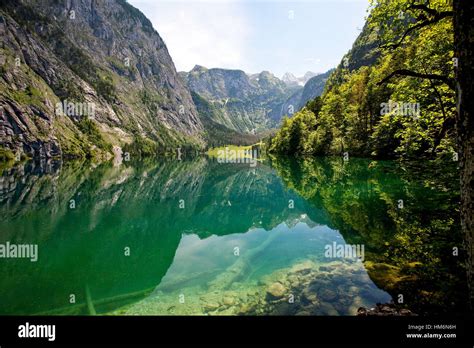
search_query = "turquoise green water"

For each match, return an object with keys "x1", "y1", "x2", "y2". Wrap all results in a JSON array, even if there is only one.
[{"x1": 0, "y1": 157, "x2": 467, "y2": 315}]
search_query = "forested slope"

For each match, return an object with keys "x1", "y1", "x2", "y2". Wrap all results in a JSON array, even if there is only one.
[{"x1": 269, "y1": 0, "x2": 456, "y2": 161}]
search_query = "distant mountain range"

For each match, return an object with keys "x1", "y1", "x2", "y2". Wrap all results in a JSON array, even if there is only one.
[
  {"x1": 0, "y1": 0, "x2": 333, "y2": 159},
  {"x1": 180, "y1": 66, "x2": 332, "y2": 137},
  {"x1": 280, "y1": 69, "x2": 334, "y2": 119},
  {"x1": 181, "y1": 66, "x2": 293, "y2": 134},
  {"x1": 281, "y1": 71, "x2": 319, "y2": 87}
]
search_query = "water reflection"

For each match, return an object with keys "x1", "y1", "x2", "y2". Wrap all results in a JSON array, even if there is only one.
[{"x1": 0, "y1": 156, "x2": 467, "y2": 315}]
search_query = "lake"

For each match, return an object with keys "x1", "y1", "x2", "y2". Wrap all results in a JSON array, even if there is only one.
[{"x1": 0, "y1": 155, "x2": 468, "y2": 315}]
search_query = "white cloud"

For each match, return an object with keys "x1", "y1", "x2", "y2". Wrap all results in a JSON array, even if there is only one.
[{"x1": 129, "y1": 0, "x2": 251, "y2": 72}]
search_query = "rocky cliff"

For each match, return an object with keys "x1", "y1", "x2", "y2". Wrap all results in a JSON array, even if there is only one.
[
  {"x1": 298, "y1": 70, "x2": 333, "y2": 108},
  {"x1": 181, "y1": 65, "x2": 299, "y2": 133},
  {"x1": 0, "y1": 0, "x2": 203, "y2": 160},
  {"x1": 280, "y1": 69, "x2": 333, "y2": 118},
  {"x1": 281, "y1": 71, "x2": 317, "y2": 87}
]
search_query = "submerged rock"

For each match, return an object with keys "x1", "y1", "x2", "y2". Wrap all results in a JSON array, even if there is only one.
[
  {"x1": 267, "y1": 282, "x2": 287, "y2": 300},
  {"x1": 318, "y1": 288, "x2": 337, "y2": 302},
  {"x1": 238, "y1": 303, "x2": 254, "y2": 315},
  {"x1": 357, "y1": 303, "x2": 417, "y2": 316},
  {"x1": 222, "y1": 296, "x2": 236, "y2": 306},
  {"x1": 318, "y1": 302, "x2": 339, "y2": 316},
  {"x1": 202, "y1": 302, "x2": 220, "y2": 312},
  {"x1": 302, "y1": 289, "x2": 319, "y2": 305}
]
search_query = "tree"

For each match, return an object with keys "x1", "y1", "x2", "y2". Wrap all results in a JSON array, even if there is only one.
[
  {"x1": 371, "y1": 1, "x2": 456, "y2": 154},
  {"x1": 371, "y1": 0, "x2": 454, "y2": 90},
  {"x1": 372, "y1": 0, "x2": 472, "y2": 308},
  {"x1": 453, "y1": 0, "x2": 474, "y2": 309}
]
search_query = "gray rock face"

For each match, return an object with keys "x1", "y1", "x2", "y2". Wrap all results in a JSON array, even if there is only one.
[
  {"x1": 186, "y1": 65, "x2": 255, "y2": 101},
  {"x1": 279, "y1": 88, "x2": 303, "y2": 119},
  {"x1": 181, "y1": 66, "x2": 298, "y2": 133},
  {"x1": 299, "y1": 69, "x2": 333, "y2": 108},
  {"x1": 266, "y1": 282, "x2": 287, "y2": 300},
  {"x1": 281, "y1": 72, "x2": 299, "y2": 87},
  {"x1": 280, "y1": 69, "x2": 333, "y2": 119},
  {"x1": 281, "y1": 71, "x2": 318, "y2": 87},
  {"x1": 0, "y1": 0, "x2": 203, "y2": 159}
]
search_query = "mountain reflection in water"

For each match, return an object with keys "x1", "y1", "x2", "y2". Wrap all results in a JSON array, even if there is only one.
[{"x1": 0, "y1": 156, "x2": 467, "y2": 315}]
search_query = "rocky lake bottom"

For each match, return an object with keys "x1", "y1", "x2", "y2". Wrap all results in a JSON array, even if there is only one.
[{"x1": 114, "y1": 258, "x2": 390, "y2": 316}]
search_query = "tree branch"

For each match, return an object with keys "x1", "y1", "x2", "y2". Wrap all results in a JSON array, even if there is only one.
[
  {"x1": 407, "y1": 4, "x2": 439, "y2": 17},
  {"x1": 377, "y1": 69, "x2": 455, "y2": 90},
  {"x1": 380, "y1": 10, "x2": 453, "y2": 50},
  {"x1": 381, "y1": 20, "x2": 431, "y2": 49}
]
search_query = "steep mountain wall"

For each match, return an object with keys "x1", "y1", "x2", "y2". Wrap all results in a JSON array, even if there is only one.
[{"x1": 0, "y1": 0, "x2": 203, "y2": 160}]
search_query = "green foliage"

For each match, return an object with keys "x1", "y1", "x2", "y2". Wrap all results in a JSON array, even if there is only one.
[
  {"x1": 122, "y1": 137, "x2": 159, "y2": 157},
  {"x1": 368, "y1": 0, "x2": 453, "y2": 49},
  {"x1": 116, "y1": 0, "x2": 155, "y2": 34},
  {"x1": 0, "y1": 64, "x2": 6, "y2": 77},
  {"x1": 10, "y1": 85, "x2": 44, "y2": 107},
  {"x1": 0, "y1": 147, "x2": 15, "y2": 163},
  {"x1": 55, "y1": 78, "x2": 83, "y2": 101},
  {"x1": 192, "y1": 91, "x2": 259, "y2": 147},
  {"x1": 94, "y1": 75, "x2": 116, "y2": 102},
  {"x1": 270, "y1": 155, "x2": 465, "y2": 314},
  {"x1": 60, "y1": 141, "x2": 86, "y2": 159},
  {"x1": 202, "y1": 117, "x2": 259, "y2": 148},
  {"x1": 76, "y1": 118, "x2": 112, "y2": 153},
  {"x1": 269, "y1": 0, "x2": 455, "y2": 160},
  {"x1": 139, "y1": 89, "x2": 165, "y2": 108},
  {"x1": 138, "y1": 89, "x2": 168, "y2": 124},
  {"x1": 305, "y1": 95, "x2": 323, "y2": 115},
  {"x1": 270, "y1": 105, "x2": 329, "y2": 155},
  {"x1": 107, "y1": 56, "x2": 137, "y2": 77},
  {"x1": 5, "y1": 0, "x2": 117, "y2": 103}
]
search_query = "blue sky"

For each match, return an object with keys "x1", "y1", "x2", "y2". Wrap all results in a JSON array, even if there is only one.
[{"x1": 128, "y1": 0, "x2": 369, "y2": 78}]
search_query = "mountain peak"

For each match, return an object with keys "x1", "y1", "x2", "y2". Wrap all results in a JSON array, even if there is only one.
[
  {"x1": 191, "y1": 65, "x2": 208, "y2": 72},
  {"x1": 282, "y1": 72, "x2": 298, "y2": 84},
  {"x1": 303, "y1": 71, "x2": 318, "y2": 80},
  {"x1": 282, "y1": 71, "x2": 320, "y2": 87}
]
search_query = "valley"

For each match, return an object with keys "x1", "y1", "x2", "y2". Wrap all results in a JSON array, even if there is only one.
[
  {"x1": 0, "y1": 0, "x2": 331, "y2": 161},
  {"x1": 0, "y1": 0, "x2": 471, "y2": 322}
]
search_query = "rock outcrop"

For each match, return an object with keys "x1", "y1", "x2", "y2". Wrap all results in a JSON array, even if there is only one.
[
  {"x1": 181, "y1": 66, "x2": 301, "y2": 133},
  {"x1": 0, "y1": 0, "x2": 203, "y2": 159}
]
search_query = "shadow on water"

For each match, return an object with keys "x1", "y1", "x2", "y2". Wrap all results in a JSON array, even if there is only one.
[
  {"x1": 0, "y1": 156, "x2": 468, "y2": 315},
  {"x1": 269, "y1": 155, "x2": 468, "y2": 315}
]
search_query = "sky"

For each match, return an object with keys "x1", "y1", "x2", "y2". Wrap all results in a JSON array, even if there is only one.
[{"x1": 128, "y1": 0, "x2": 369, "y2": 78}]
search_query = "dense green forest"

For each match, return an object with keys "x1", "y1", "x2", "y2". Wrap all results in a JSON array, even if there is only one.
[
  {"x1": 269, "y1": 0, "x2": 456, "y2": 160},
  {"x1": 191, "y1": 92, "x2": 261, "y2": 147},
  {"x1": 269, "y1": 155, "x2": 464, "y2": 315}
]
